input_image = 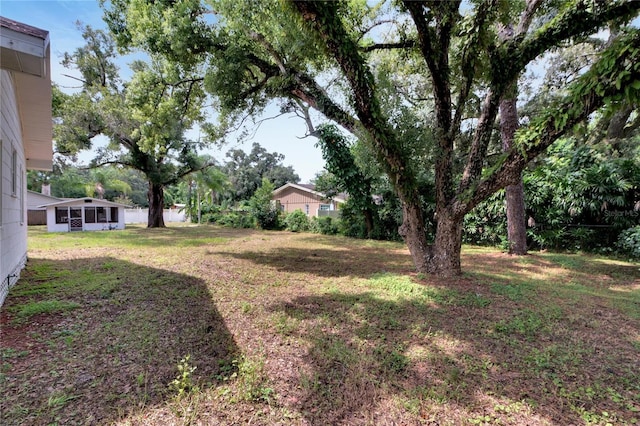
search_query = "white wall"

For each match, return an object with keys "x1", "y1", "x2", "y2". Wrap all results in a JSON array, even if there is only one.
[
  {"x1": 1, "y1": 70, "x2": 28, "y2": 306},
  {"x1": 124, "y1": 208, "x2": 186, "y2": 224}
]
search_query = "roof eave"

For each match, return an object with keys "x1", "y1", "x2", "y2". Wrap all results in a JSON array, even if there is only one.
[{"x1": 1, "y1": 17, "x2": 53, "y2": 171}]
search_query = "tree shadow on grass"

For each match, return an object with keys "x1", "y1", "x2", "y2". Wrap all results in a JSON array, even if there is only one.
[
  {"x1": 214, "y1": 246, "x2": 414, "y2": 278},
  {"x1": 269, "y1": 287, "x2": 640, "y2": 425},
  {"x1": 1, "y1": 257, "x2": 238, "y2": 425},
  {"x1": 466, "y1": 250, "x2": 640, "y2": 283},
  {"x1": 111, "y1": 225, "x2": 260, "y2": 248}
]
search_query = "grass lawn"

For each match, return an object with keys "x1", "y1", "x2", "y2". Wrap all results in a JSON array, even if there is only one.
[{"x1": 1, "y1": 224, "x2": 639, "y2": 425}]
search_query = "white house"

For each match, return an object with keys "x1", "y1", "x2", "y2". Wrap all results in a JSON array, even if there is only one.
[
  {"x1": 1, "y1": 17, "x2": 52, "y2": 306},
  {"x1": 39, "y1": 198, "x2": 128, "y2": 232}
]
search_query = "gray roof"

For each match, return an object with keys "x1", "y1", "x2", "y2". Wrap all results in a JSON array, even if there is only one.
[{"x1": 37, "y1": 197, "x2": 131, "y2": 209}]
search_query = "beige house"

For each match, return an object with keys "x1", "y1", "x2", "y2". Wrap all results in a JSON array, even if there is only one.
[
  {"x1": 0, "y1": 17, "x2": 52, "y2": 306},
  {"x1": 272, "y1": 183, "x2": 345, "y2": 218}
]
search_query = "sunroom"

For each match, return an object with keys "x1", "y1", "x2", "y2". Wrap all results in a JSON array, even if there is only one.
[{"x1": 38, "y1": 198, "x2": 128, "y2": 232}]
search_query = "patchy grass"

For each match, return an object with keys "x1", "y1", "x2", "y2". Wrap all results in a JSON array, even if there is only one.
[
  {"x1": 9, "y1": 299, "x2": 81, "y2": 321},
  {"x1": 0, "y1": 224, "x2": 638, "y2": 425}
]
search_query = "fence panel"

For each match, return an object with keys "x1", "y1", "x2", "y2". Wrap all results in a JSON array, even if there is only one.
[
  {"x1": 124, "y1": 208, "x2": 186, "y2": 224},
  {"x1": 27, "y1": 210, "x2": 47, "y2": 225}
]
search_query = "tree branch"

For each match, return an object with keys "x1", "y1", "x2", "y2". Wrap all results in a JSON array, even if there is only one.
[
  {"x1": 515, "y1": 0, "x2": 544, "y2": 36},
  {"x1": 459, "y1": 29, "x2": 640, "y2": 214},
  {"x1": 361, "y1": 40, "x2": 416, "y2": 52},
  {"x1": 403, "y1": 0, "x2": 460, "y2": 210},
  {"x1": 452, "y1": 0, "x2": 498, "y2": 140},
  {"x1": 459, "y1": 0, "x2": 640, "y2": 197},
  {"x1": 291, "y1": 1, "x2": 413, "y2": 193},
  {"x1": 499, "y1": 0, "x2": 640, "y2": 89},
  {"x1": 250, "y1": 31, "x2": 287, "y2": 74}
]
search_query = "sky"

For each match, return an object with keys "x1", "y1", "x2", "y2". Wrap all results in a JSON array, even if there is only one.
[{"x1": 0, "y1": 0, "x2": 325, "y2": 183}]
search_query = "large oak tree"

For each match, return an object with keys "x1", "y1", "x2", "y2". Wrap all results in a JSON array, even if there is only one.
[
  {"x1": 103, "y1": 0, "x2": 640, "y2": 275},
  {"x1": 55, "y1": 24, "x2": 210, "y2": 227}
]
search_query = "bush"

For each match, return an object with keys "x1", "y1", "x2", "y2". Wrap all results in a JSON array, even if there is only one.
[
  {"x1": 216, "y1": 211, "x2": 254, "y2": 228},
  {"x1": 284, "y1": 210, "x2": 309, "y2": 232},
  {"x1": 463, "y1": 190, "x2": 506, "y2": 246},
  {"x1": 310, "y1": 216, "x2": 340, "y2": 235},
  {"x1": 249, "y1": 179, "x2": 280, "y2": 230},
  {"x1": 616, "y1": 226, "x2": 640, "y2": 258}
]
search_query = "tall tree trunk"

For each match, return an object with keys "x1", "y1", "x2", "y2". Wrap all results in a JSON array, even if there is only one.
[
  {"x1": 148, "y1": 182, "x2": 166, "y2": 228},
  {"x1": 398, "y1": 199, "x2": 463, "y2": 276},
  {"x1": 500, "y1": 97, "x2": 527, "y2": 255},
  {"x1": 427, "y1": 210, "x2": 463, "y2": 276},
  {"x1": 398, "y1": 201, "x2": 430, "y2": 273},
  {"x1": 363, "y1": 208, "x2": 375, "y2": 238}
]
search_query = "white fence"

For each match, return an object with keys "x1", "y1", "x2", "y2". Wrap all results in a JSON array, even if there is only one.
[{"x1": 124, "y1": 208, "x2": 187, "y2": 224}]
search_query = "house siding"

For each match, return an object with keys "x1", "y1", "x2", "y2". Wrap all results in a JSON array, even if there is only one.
[
  {"x1": 274, "y1": 186, "x2": 338, "y2": 217},
  {"x1": 27, "y1": 190, "x2": 60, "y2": 210},
  {"x1": 1, "y1": 69, "x2": 28, "y2": 306},
  {"x1": 26, "y1": 190, "x2": 60, "y2": 225}
]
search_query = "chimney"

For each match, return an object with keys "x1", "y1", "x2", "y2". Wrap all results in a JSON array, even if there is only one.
[{"x1": 41, "y1": 184, "x2": 51, "y2": 196}]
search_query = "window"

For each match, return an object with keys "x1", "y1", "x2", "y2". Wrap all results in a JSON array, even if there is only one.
[
  {"x1": 96, "y1": 207, "x2": 107, "y2": 223},
  {"x1": 109, "y1": 207, "x2": 118, "y2": 223},
  {"x1": 85, "y1": 207, "x2": 96, "y2": 223},
  {"x1": 11, "y1": 148, "x2": 17, "y2": 196},
  {"x1": 305, "y1": 204, "x2": 309, "y2": 215},
  {"x1": 20, "y1": 165, "x2": 24, "y2": 224},
  {"x1": 55, "y1": 207, "x2": 68, "y2": 224},
  {"x1": 0, "y1": 140, "x2": 3, "y2": 226},
  {"x1": 319, "y1": 204, "x2": 331, "y2": 211}
]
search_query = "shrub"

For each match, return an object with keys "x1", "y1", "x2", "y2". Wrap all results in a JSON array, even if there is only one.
[
  {"x1": 248, "y1": 179, "x2": 280, "y2": 230},
  {"x1": 284, "y1": 210, "x2": 309, "y2": 232},
  {"x1": 310, "y1": 216, "x2": 340, "y2": 235},
  {"x1": 216, "y1": 210, "x2": 254, "y2": 228},
  {"x1": 616, "y1": 226, "x2": 640, "y2": 258}
]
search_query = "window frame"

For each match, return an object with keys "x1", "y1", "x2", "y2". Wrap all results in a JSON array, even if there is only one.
[
  {"x1": 85, "y1": 207, "x2": 96, "y2": 224},
  {"x1": 96, "y1": 206, "x2": 107, "y2": 223},
  {"x1": 11, "y1": 147, "x2": 17, "y2": 196},
  {"x1": 55, "y1": 207, "x2": 68, "y2": 224},
  {"x1": 109, "y1": 207, "x2": 118, "y2": 223}
]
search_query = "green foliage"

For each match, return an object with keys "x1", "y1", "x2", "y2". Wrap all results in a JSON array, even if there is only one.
[
  {"x1": 310, "y1": 216, "x2": 340, "y2": 235},
  {"x1": 232, "y1": 355, "x2": 274, "y2": 403},
  {"x1": 524, "y1": 138, "x2": 640, "y2": 251},
  {"x1": 169, "y1": 355, "x2": 199, "y2": 397},
  {"x1": 56, "y1": 23, "x2": 210, "y2": 227},
  {"x1": 284, "y1": 210, "x2": 309, "y2": 232},
  {"x1": 215, "y1": 210, "x2": 254, "y2": 229},
  {"x1": 10, "y1": 300, "x2": 81, "y2": 322},
  {"x1": 248, "y1": 178, "x2": 280, "y2": 230},
  {"x1": 100, "y1": 0, "x2": 640, "y2": 272},
  {"x1": 463, "y1": 190, "x2": 507, "y2": 247},
  {"x1": 222, "y1": 143, "x2": 299, "y2": 202},
  {"x1": 315, "y1": 125, "x2": 375, "y2": 213},
  {"x1": 616, "y1": 226, "x2": 640, "y2": 259}
]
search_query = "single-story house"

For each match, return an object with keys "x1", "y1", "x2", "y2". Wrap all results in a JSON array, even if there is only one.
[
  {"x1": 272, "y1": 183, "x2": 346, "y2": 217},
  {"x1": 1, "y1": 17, "x2": 52, "y2": 306},
  {"x1": 38, "y1": 198, "x2": 128, "y2": 232},
  {"x1": 27, "y1": 189, "x2": 61, "y2": 225}
]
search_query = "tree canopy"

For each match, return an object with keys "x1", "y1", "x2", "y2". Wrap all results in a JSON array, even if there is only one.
[
  {"x1": 102, "y1": 0, "x2": 640, "y2": 275},
  {"x1": 222, "y1": 142, "x2": 299, "y2": 202},
  {"x1": 55, "y1": 23, "x2": 212, "y2": 227}
]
